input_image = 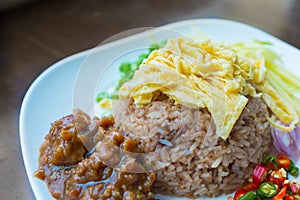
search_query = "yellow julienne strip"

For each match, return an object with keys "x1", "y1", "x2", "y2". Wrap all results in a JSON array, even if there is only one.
[
  {"x1": 267, "y1": 78, "x2": 300, "y2": 118},
  {"x1": 265, "y1": 59, "x2": 300, "y2": 89},
  {"x1": 267, "y1": 70, "x2": 300, "y2": 97},
  {"x1": 255, "y1": 80, "x2": 298, "y2": 127},
  {"x1": 262, "y1": 49, "x2": 300, "y2": 127},
  {"x1": 266, "y1": 72, "x2": 300, "y2": 126}
]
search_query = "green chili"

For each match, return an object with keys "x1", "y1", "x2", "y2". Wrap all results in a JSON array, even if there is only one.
[
  {"x1": 263, "y1": 155, "x2": 275, "y2": 163},
  {"x1": 238, "y1": 191, "x2": 256, "y2": 200},
  {"x1": 262, "y1": 155, "x2": 280, "y2": 169},
  {"x1": 256, "y1": 189, "x2": 266, "y2": 200},
  {"x1": 259, "y1": 182, "x2": 277, "y2": 198},
  {"x1": 288, "y1": 160, "x2": 295, "y2": 170},
  {"x1": 289, "y1": 167, "x2": 299, "y2": 176}
]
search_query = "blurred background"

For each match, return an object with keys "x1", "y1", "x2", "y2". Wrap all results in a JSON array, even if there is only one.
[{"x1": 0, "y1": 0, "x2": 299, "y2": 199}]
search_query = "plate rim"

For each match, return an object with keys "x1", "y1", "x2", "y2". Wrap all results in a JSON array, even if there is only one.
[{"x1": 19, "y1": 18, "x2": 299, "y2": 200}]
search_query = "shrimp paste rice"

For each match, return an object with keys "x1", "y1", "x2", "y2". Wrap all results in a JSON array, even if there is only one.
[
  {"x1": 111, "y1": 38, "x2": 294, "y2": 197},
  {"x1": 113, "y1": 95, "x2": 272, "y2": 197}
]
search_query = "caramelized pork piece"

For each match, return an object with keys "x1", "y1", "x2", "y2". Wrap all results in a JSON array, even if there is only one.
[{"x1": 34, "y1": 110, "x2": 156, "y2": 200}]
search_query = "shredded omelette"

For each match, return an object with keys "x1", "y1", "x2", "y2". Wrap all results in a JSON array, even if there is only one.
[{"x1": 118, "y1": 38, "x2": 299, "y2": 140}]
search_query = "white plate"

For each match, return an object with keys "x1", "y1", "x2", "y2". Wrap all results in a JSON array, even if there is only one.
[{"x1": 20, "y1": 18, "x2": 300, "y2": 200}]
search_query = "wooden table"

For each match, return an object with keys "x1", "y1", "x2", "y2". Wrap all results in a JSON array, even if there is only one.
[{"x1": 0, "y1": 0, "x2": 299, "y2": 199}]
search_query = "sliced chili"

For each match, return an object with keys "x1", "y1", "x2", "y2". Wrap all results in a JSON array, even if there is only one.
[
  {"x1": 285, "y1": 195, "x2": 297, "y2": 200},
  {"x1": 272, "y1": 186, "x2": 287, "y2": 200},
  {"x1": 263, "y1": 154, "x2": 280, "y2": 169},
  {"x1": 241, "y1": 182, "x2": 259, "y2": 192},
  {"x1": 234, "y1": 188, "x2": 247, "y2": 200},
  {"x1": 238, "y1": 191, "x2": 256, "y2": 200},
  {"x1": 259, "y1": 182, "x2": 277, "y2": 197},
  {"x1": 289, "y1": 167, "x2": 299, "y2": 177},
  {"x1": 268, "y1": 169, "x2": 286, "y2": 187},
  {"x1": 252, "y1": 165, "x2": 268, "y2": 184},
  {"x1": 284, "y1": 181, "x2": 291, "y2": 191},
  {"x1": 276, "y1": 154, "x2": 291, "y2": 169},
  {"x1": 256, "y1": 189, "x2": 266, "y2": 200},
  {"x1": 263, "y1": 155, "x2": 276, "y2": 163},
  {"x1": 232, "y1": 154, "x2": 300, "y2": 200},
  {"x1": 288, "y1": 160, "x2": 295, "y2": 171},
  {"x1": 266, "y1": 162, "x2": 276, "y2": 172}
]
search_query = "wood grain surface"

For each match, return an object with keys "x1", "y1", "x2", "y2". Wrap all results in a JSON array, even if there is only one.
[{"x1": 0, "y1": 0, "x2": 299, "y2": 199}]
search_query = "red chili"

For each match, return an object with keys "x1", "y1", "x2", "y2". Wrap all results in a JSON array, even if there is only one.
[
  {"x1": 283, "y1": 181, "x2": 291, "y2": 191},
  {"x1": 241, "y1": 182, "x2": 259, "y2": 192},
  {"x1": 276, "y1": 154, "x2": 291, "y2": 169},
  {"x1": 252, "y1": 165, "x2": 268, "y2": 184},
  {"x1": 268, "y1": 169, "x2": 286, "y2": 187},
  {"x1": 234, "y1": 188, "x2": 247, "y2": 200},
  {"x1": 272, "y1": 186, "x2": 286, "y2": 200},
  {"x1": 266, "y1": 162, "x2": 276, "y2": 172},
  {"x1": 285, "y1": 195, "x2": 297, "y2": 200}
]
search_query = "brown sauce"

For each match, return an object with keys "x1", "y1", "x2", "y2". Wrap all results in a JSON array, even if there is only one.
[{"x1": 34, "y1": 111, "x2": 156, "y2": 200}]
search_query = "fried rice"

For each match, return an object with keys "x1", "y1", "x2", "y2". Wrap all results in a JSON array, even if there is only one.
[{"x1": 113, "y1": 96, "x2": 272, "y2": 197}]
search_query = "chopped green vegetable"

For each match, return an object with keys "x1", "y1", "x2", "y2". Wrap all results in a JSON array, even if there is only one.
[
  {"x1": 96, "y1": 92, "x2": 110, "y2": 103},
  {"x1": 253, "y1": 39, "x2": 273, "y2": 45},
  {"x1": 114, "y1": 40, "x2": 166, "y2": 91},
  {"x1": 119, "y1": 62, "x2": 132, "y2": 73},
  {"x1": 95, "y1": 91, "x2": 119, "y2": 102},
  {"x1": 96, "y1": 40, "x2": 166, "y2": 104},
  {"x1": 149, "y1": 41, "x2": 166, "y2": 51},
  {"x1": 136, "y1": 53, "x2": 150, "y2": 66}
]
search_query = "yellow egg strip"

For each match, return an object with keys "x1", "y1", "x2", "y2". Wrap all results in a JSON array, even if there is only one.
[{"x1": 119, "y1": 38, "x2": 299, "y2": 139}]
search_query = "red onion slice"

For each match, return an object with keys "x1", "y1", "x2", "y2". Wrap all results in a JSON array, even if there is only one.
[{"x1": 271, "y1": 125, "x2": 300, "y2": 162}]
